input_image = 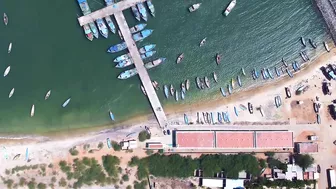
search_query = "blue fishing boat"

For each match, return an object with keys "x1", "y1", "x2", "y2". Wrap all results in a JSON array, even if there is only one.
[
  {"x1": 130, "y1": 23, "x2": 147, "y2": 33},
  {"x1": 104, "y1": 16, "x2": 116, "y2": 34},
  {"x1": 164, "y1": 85, "x2": 169, "y2": 98},
  {"x1": 131, "y1": 6, "x2": 141, "y2": 21},
  {"x1": 25, "y1": 148, "x2": 29, "y2": 161},
  {"x1": 139, "y1": 44, "x2": 156, "y2": 53},
  {"x1": 261, "y1": 68, "x2": 267, "y2": 79},
  {"x1": 114, "y1": 53, "x2": 131, "y2": 63},
  {"x1": 286, "y1": 68, "x2": 293, "y2": 78},
  {"x1": 117, "y1": 58, "x2": 166, "y2": 79},
  {"x1": 222, "y1": 112, "x2": 226, "y2": 122},
  {"x1": 82, "y1": 24, "x2": 93, "y2": 41},
  {"x1": 295, "y1": 61, "x2": 301, "y2": 70},
  {"x1": 107, "y1": 42, "x2": 127, "y2": 53},
  {"x1": 137, "y1": 3, "x2": 148, "y2": 21},
  {"x1": 109, "y1": 111, "x2": 115, "y2": 121},
  {"x1": 226, "y1": 112, "x2": 231, "y2": 123},
  {"x1": 146, "y1": 0, "x2": 155, "y2": 17},
  {"x1": 218, "y1": 112, "x2": 222, "y2": 123},
  {"x1": 184, "y1": 114, "x2": 189, "y2": 124},
  {"x1": 104, "y1": 0, "x2": 114, "y2": 6},
  {"x1": 89, "y1": 23, "x2": 99, "y2": 38},
  {"x1": 254, "y1": 68, "x2": 259, "y2": 78},
  {"x1": 275, "y1": 67, "x2": 281, "y2": 77},
  {"x1": 220, "y1": 87, "x2": 226, "y2": 97},
  {"x1": 181, "y1": 91, "x2": 185, "y2": 100},
  {"x1": 237, "y1": 76, "x2": 242, "y2": 87},
  {"x1": 234, "y1": 107, "x2": 239, "y2": 117},
  {"x1": 228, "y1": 84, "x2": 232, "y2": 94},
  {"x1": 62, "y1": 98, "x2": 71, "y2": 107},
  {"x1": 211, "y1": 112, "x2": 215, "y2": 124},
  {"x1": 107, "y1": 138, "x2": 112, "y2": 149},
  {"x1": 133, "y1": 29, "x2": 153, "y2": 42},
  {"x1": 140, "y1": 50, "x2": 156, "y2": 59},
  {"x1": 292, "y1": 61, "x2": 298, "y2": 71},
  {"x1": 264, "y1": 68, "x2": 270, "y2": 79},
  {"x1": 267, "y1": 68, "x2": 274, "y2": 79},
  {"x1": 115, "y1": 59, "x2": 134, "y2": 68},
  {"x1": 175, "y1": 90, "x2": 179, "y2": 101},
  {"x1": 77, "y1": 0, "x2": 99, "y2": 38},
  {"x1": 96, "y1": 18, "x2": 109, "y2": 38}
]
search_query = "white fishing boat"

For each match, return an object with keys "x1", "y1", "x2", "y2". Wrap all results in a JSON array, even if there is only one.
[
  {"x1": 324, "y1": 41, "x2": 330, "y2": 52},
  {"x1": 45, "y1": 90, "x2": 51, "y2": 100},
  {"x1": 8, "y1": 43, "x2": 12, "y2": 54},
  {"x1": 30, "y1": 104, "x2": 35, "y2": 117},
  {"x1": 199, "y1": 38, "x2": 206, "y2": 47},
  {"x1": 224, "y1": 0, "x2": 236, "y2": 16},
  {"x1": 189, "y1": 3, "x2": 201, "y2": 12},
  {"x1": 62, "y1": 98, "x2": 71, "y2": 107},
  {"x1": 8, "y1": 88, "x2": 14, "y2": 98},
  {"x1": 141, "y1": 85, "x2": 147, "y2": 96},
  {"x1": 3, "y1": 66, "x2": 10, "y2": 77}
]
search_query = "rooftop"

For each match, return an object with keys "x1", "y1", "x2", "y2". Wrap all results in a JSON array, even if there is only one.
[
  {"x1": 175, "y1": 131, "x2": 214, "y2": 148},
  {"x1": 216, "y1": 131, "x2": 254, "y2": 148},
  {"x1": 256, "y1": 131, "x2": 293, "y2": 148},
  {"x1": 295, "y1": 142, "x2": 318, "y2": 153}
]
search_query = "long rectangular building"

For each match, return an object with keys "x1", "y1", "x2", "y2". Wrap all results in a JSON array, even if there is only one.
[{"x1": 216, "y1": 131, "x2": 254, "y2": 148}]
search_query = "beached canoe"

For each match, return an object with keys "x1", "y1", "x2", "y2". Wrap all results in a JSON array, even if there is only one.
[
  {"x1": 317, "y1": 114, "x2": 321, "y2": 124},
  {"x1": 175, "y1": 90, "x2": 179, "y2": 101},
  {"x1": 109, "y1": 111, "x2": 115, "y2": 121},
  {"x1": 181, "y1": 90, "x2": 185, "y2": 100},
  {"x1": 239, "y1": 104, "x2": 247, "y2": 111},
  {"x1": 204, "y1": 77, "x2": 210, "y2": 88},
  {"x1": 164, "y1": 85, "x2": 169, "y2": 98},
  {"x1": 184, "y1": 114, "x2": 189, "y2": 124},
  {"x1": 45, "y1": 90, "x2": 51, "y2": 100},
  {"x1": 4, "y1": 66, "x2": 10, "y2": 77},
  {"x1": 211, "y1": 112, "x2": 215, "y2": 124},
  {"x1": 196, "y1": 77, "x2": 201, "y2": 89},
  {"x1": 234, "y1": 107, "x2": 239, "y2": 117},
  {"x1": 30, "y1": 104, "x2": 35, "y2": 117},
  {"x1": 213, "y1": 72, "x2": 218, "y2": 83},
  {"x1": 176, "y1": 53, "x2": 184, "y2": 64},
  {"x1": 285, "y1": 87, "x2": 291, "y2": 98},
  {"x1": 309, "y1": 38, "x2": 317, "y2": 49},
  {"x1": 300, "y1": 37, "x2": 306, "y2": 47},
  {"x1": 62, "y1": 98, "x2": 71, "y2": 107},
  {"x1": 222, "y1": 112, "x2": 226, "y2": 123},
  {"x1": 237, "y1": 75, "x2": 242, "y2": 87},
  {"x1": 170, "y1": 85, "x2": 174, "y2": 96},
  {"x1": 218, "y1": 112, "x2": 222, "y2": 123},
  {"x1": 228, "y1": 84, "x2": 232, "y2": 94},
  {"x1": 185, "y1": 79, "x2": 190, "y2": 91},
  {"x1": 107, "y1": 138, "x2": 112, "y2": 148},
  {"x1": 25, "y1": 148, "x2": 29, "y2": 161},
  {"x1": 248, "y1": 102, "x2": 253, "y2": 114},
  {"x1": 8, "y1": 88, "x2": 14, "y2": 98},
  {"x1": 324, "y1": 41, "x2": 330, "y2": 52},
  {"x1": 226, "y1": 112, "x2": 231, "y2": 123},
  {"x1": 220, "y1": 87, "x2": 226, "y2": 97}
]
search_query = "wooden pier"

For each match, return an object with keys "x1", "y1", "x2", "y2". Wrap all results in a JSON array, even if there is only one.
[
  {"x1": 114, "y1": 12, "x2": 168, "y2": 128},
  {"x1": 77, "y1": 0, "x2": 146, "y2": 26}
]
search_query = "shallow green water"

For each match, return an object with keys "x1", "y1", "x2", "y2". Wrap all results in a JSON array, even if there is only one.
[{"x1": 0, "y1": 0, "x2": 330, "y2": 133}]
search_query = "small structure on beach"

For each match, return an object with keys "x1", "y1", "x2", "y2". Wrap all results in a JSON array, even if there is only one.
[
  {"x1": 199, "y1": 178, "x2": 245, "y2": 189},
  {"x1": 120, "y1": 140, "x2": 137, "y2": 150},
  {"x1": 295, "y1": 142, "x2": 318, "y2": 154}
]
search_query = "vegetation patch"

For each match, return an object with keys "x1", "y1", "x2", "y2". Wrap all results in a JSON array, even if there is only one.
[{"x1": 138, "y1": 131, "x2": 151, "y2": 142}]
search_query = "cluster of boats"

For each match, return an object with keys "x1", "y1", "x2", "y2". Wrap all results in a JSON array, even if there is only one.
[
  {"x1": 163, "y1": 79, "x2": 190, "y2": 101},
  {"x1": 131, "y1": 0, "x2": 155, "y2": 22},
  {"x1": 188, "y1": 0, "x2": 236, "y2": 16}
]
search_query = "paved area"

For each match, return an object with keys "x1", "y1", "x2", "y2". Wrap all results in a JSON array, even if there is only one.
[
  {"x1": 77, "y1": 0, "x2": 147, "y2": 26},
  {"x1": 114, "y1": 11, "x2": 168, "y2": 128}
]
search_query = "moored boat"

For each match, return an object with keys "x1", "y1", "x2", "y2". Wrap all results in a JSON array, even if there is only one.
[
  {"x1": 8, "y1": 43, "x2": 12, "y2": 54},
  {"x1": 117, "y1": 58, "x2": 166, "y2": 79},
  {"x1": 83, "y1": 24, "x2": 94, "y2": 41},
  {"x1": 96, "y1": 18, "x2": 109, "y2": 38},
  {"x1": 132, "y1": 29, "x2": 153, "y2": 42},
  {"x1": 62, "y1": 98, "x2": 71, "y2": 107},
  {"x1": 114, "y1": 53, "x2": 131, "y2": 63},
  {"x1": 292, "y1": 61, "x2": 298, "y2": 71},
  {"x1": 115, "y1": 59, "x2": 134, "y2": 68},
  {"x1": 300, "y1": 37, "x2": 306, "y2": 47},
  {"x1": 237, "y1": 75, "x2": 242, "y2": 87},
  {"x1": 131, "y1": 6, "x2": 141, "y2": 21},
  {"x1": 220, "y1": 87, "x2": 226, "y2": 97},
  {"x1": 275, "y1": 67, "x2": 281, "y2": 77},
  {"x1": 282, "y1": 58, "x2": 288, "y2": 67},
  {"x1": 267, "y1": 68, "x2": 274, "y2": 79},
  {"x1": 231, "y1": 78, "x2": 235, "y2": 88},
  {"x1": 3, "y1": 13, "x2": 8, "y2": 26},
  {"x1": 189, "y1": 3, "x2": 201, "y2": 12},
  {"x1": 175, "y1": 90, "x2": 179, "y2": 101},
  {"x1": 4, "y1": 66, "x2": 10, "y2": 77},
  {"x1": 164, "y1": 85, "x2": 169, "y2": 98},
  {"x1": 45, "y1": 90, "x2": 51, "y2": 100},
  {"x1": 199, "y1": 38, "x2": 206, "y2": 47},
  {"x1": 137, "y1": 3, "x2": 148, "y2": 21},
  {"x1": 176, "y1": 53, "x2": 184, "y2": 64},
  {"x1": 89, "y1": 22, "x2": 99, "y2": 38},
  {"x1": 170, "y1": 85, "x2": 174, "y2": 96},
  {"x1": 109, "y1": 111, "x2": 115, "y2": 121},
  {"x1": 139, "y1": 44, "x2": 156, "y2": 54},
  {"x1": 228, "y1": 84, "x2": 232, "y2": 94},
  {"x1": 300, "y1": 52, "x2": 308, "y2": 62},
  {"x1": 8, "y1": 88, "x2": 14, "y2": 98},
  {"x1": 324, "y1": 41, "x2": 330, "y2": 52},
  {"x1": 181, "y1": 82, "x2": 186, "y2": 93},
  {"x1": 107, "y1": 42, "x2": 127, "y2": 53},
  {"x1": 185, "y1": 79, "x2": 190, "y2": 91},
  {"x1": 309, "y1": 38, "x2": 317, "y2": 49},
  {"x1": 104, "y1": 16, "x2": 116, "y2": 34},
  {"x1": 130, "y1": 23, "x2": 147, "y2": 33},
  {"x1": 286, "y1": 68, "x2": 293, "y2": 78},
  {"x1": 204, "y1": 77, "x2": 210, "y2": 88},
  {"x1": 216, "y1": 53, "x2": 221, "y2": 65},
  {"x1": 181, "y1": 91, "x2": 185, "y2": 100},
  {"x1": 118, "y1": 30, "x2": 123, "y2": 40},
  {"x1": 196, "y1": 77, "x2": 201, "y2": 89},
  {"x1": 241, "y1": 68, "x2": 246, "y2": 76},
  {"x1": 141, "y1": 85, "x2": 146, "y2": 96},
  {"x1": 213, "y1": 72, "x2": 218, "y2": 83},
  {"x1": 146, "y1": 0, "x2": 155, "y2": 17},
  {"x1": 223, "y1": 0, "x2": 236, "y2": 16},
  {"x1": 30, "y1": 104, "x2": 35, "y2": 117},
  {"x1": 140, "y1": 50, "x2": 156, "y2": 59}
]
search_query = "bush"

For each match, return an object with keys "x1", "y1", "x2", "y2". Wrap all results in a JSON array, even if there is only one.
[
  {"x1": 69, "y1": 147, "x2": 79, "y2": 156},
  {"x1": 267, "y1": 157, "x2": 287, "y2": 171},
  {"x1": 127, "y1": 185, "x2": 132, "y2": 189},
  {"x1": 28, "y1": 179, "x2": 36, "y2": 189},
  {"x1": 51, "y1": 177, "x2": 56, "y2": 183},
  {"x1": 128, "y1": 156, "x2": 140, "y2": 167},
  {"x1": 294, "y1": 154, "x2": 314, "y2": 170},
  {"x1": 137, "y1": 164, "x2": 148, "y2": 180},
  {"x1": 48, "y1": 163, "x2": 53, "y2": 168},
  {"x1": 37, "y1": 183, "x2": 47, "y2": 189},
  {"x1": 259, "y1": 159, "x2": 267, "y2": 169},
  {"x1": 5, "y1": 169, "x2": 10, "y2": 175},
  {"x1": 138, "y1": 131, "x2": 150, "y2": 142},
  {"x1": 145, "y1": 150, "x2": 154, "y2": 155},
  {"x1": 133, "y1": 180, "x2": 147, "y2": 189},
  {"x1": 122, "y1": 174, "x2": 129, "y2": 181},
  {"x1": 83, "y1": 144, "x2": 90, "y2": 151},
  {"x1": 112, "y1": 141, "x2": 122, "y2": 151},
  {"x1": 58, "y1": 178, "x2": 67, "y2": 187},
  {"x1": 98, "y1": 142, "x2": 104, "y2": 149},
  {"x1": 264, "y1": 152, "x2": 275, "y2": 157},
  {"x1": 19, "y1": 177, "x2": 26, "y2": 186},
  {"x1": 4, "y1": 179, "x2": 14, "y2": 188},
  {"x1": 102, "y1": 155, "x2": 120, "y2": 177}
]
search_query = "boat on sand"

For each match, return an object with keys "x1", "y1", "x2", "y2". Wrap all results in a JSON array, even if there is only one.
[{"x1": 324, "y1": 41, "x2": 330, "y2": 52}]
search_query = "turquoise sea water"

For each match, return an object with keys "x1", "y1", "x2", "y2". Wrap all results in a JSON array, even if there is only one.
[{"x1": 0, "y1": 0, "x2": 330, "y2": 133}]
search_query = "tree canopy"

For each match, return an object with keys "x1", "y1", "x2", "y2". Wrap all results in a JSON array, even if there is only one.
[{"x1": 294, "y1": 154, "x2": 314, "y2": 170}]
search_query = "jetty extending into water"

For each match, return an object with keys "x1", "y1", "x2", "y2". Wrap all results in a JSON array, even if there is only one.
[
  {"x1": 77, "y1": 0, "x2": 146, "y2": 26},
  {"x1": 316, "y1": 0, "x2": 336, "y2": 44}
]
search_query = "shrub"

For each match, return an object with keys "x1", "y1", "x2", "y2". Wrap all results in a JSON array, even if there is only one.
[
  {"x1": 37, "y1": 183, "x2": 47, "y2": 189},
  {"x1": 133, "y1": 180, "x2": 147, "y2": 189},
  {"x1": 83, "y1": 144, "x2": 90, "y2": 151},
  {"x1": 19, "y1": 177, "x2": 26, "y2": 186},
  {"x1": 69, "y1": 147, "x2": 79, "y2": 156},
  {"x1": 128, "y1": 156, "x2": 140, "y2": 167},
  {"x1": 48, "y1": 163, "x2": 53, "y2": 168},
  {"x1": 264, "y1": 152, "x2": 275, "y2": 157},
  {"x1": 294, "y1": 154, "x2": 314, "y2": 170},
  {"x1": 5, "y1": 169, "x2": 10, "y2": 175},
  {"x1": 51, "y1": 177, "x2": 56, "y2": 183},
  {"x1": 28, "y1": 179, "x2": 36, "y2": 189},
  {"x1": 259, "y1": 159, "x2": 267, "y2": 169},
  {"x1": 138, "y1": 131, "x2": 150, "y2": 142},
  {"x1": 102, "y1": 155, "x2": 120, "y2": 177},
  {"x1": 58, "y1": 178, "x2": 67, "y2": 187},
  {"x1": 112, "y1": 141, "x2": 121, "y2": 151},
  {"x1": 122, "y1": 174, "x2": 129, "y2": 181},
  {"x1": 98, "y1": 142, "x2": 104, "y2": 149},
  {"x1": 4, "y1": 179, "x2": 14, "y2": 188},
  {"x1": 127, "y1": 185, "x2": 132, "y2": 189},
  {"x1": 145, "y1": 150, "x2": 154, "y2": 155}
]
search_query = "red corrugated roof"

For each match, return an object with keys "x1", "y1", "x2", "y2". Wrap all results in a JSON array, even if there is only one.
[
  {"x1": 256, "y1": 131, "x2": 293, "y2": 148},
  {"x1": 216, "y1": 131, "x2": 254, "y2": 148},
  {"x1": 176, "y1": 131, "x2": 214, "y2": 148}
]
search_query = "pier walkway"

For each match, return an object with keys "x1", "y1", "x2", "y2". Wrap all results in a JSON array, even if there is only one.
[
  {"x1": 114, "y1": 11, "x2": 168, "y2": 128},
  {"x1": 78, "y1": 0, "x2": 146, "y2": 26},
  {"x1": 316, "y1": 0, "x2": 336, "y2": 44}
]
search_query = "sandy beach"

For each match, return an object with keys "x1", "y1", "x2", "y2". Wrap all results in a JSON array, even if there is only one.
[{"x1": 0, "y1": 44, "x2": 336, "y2": 188}]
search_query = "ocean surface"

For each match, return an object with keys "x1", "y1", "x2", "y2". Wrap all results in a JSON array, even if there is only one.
[{"x1": 0, "y1": 0, "x2": 330, "y2": 133}]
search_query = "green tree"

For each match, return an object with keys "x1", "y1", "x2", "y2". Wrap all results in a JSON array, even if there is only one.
[
  {"x1": 264, "y1": 152, "x2": 275, "y2": 157},
  {"x1": 98, "y1": 142, "x2": 104, "y2": 149},
  {"x1": 112, "y1": 141, "x2": 122, "y2": 151},
  {"x1": 122, "y1": 174, "x2": 129, "y2": 181},
  {"x1": 294, "y1": 154, "x2": 314, "y2": 170},
  {"x1": 102, "y1": 155, "x2": 121, "y2": 177},
  {"x1": 19, "y1": 177, "x2": 26, "y2": 186},
  {"x1": 126, "y1": 185, "x2": 132, "y2": 189},
  {"x1": 28, "y1": 179, "x2": 36, "y2": 189},
  {"x1": 58, "y1": 178, "x2": 67, "y2": 187},
  {"x1": 138, "y1": 131, "x2": 150, "y2": 142},
  {"x1": 69, "y1": 147, "x2": 79, "y2": 156},
  {"x1": 259, "y1": 159, "x2": 267, "y2": 169},
  {"x1": 128, "y1": 156, "x2": 140, "y2": 167},
  {"x1": 4, "y1": 179, "x2": 14, "y2": 188},
  {"x1": 37, "y1": 183, "x2": 47, "y2": 189}
]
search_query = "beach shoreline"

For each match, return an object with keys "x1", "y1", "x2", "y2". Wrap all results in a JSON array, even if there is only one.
[{"x1": 0, "y1": 45, "x2": 334, "y2": 143}]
